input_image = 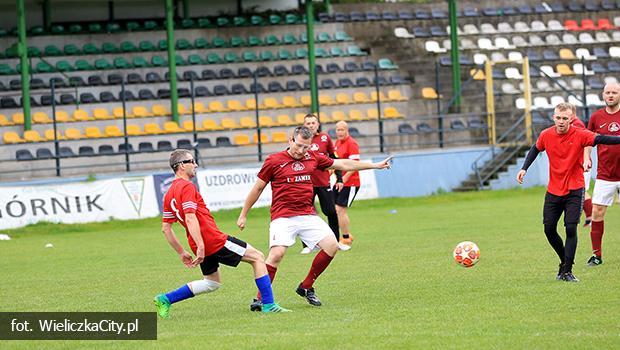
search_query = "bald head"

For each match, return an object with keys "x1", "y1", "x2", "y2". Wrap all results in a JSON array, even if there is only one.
[
  {"x1": 335, "y1": 121, "x2": 349, "y2": 140},
  {"x1": 603, "y1": 82, "x2": 620, "y2": 110}
]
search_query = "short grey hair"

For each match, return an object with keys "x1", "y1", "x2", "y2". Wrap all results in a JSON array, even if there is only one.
[
  {"x1": 169, "y1": 149, "x2": 192, "y2": 171},
  {"x1": 292, "y1": 125, "x2": 313, "y2": 140}
]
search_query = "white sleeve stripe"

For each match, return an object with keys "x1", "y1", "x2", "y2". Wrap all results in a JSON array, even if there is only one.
[
  {"x1": 182, "y1": 201, "x2": 197, "y2": 206},
  {"x1": 348, "y1": 154, "x2": 360, "y2": 160},
  {"x1": 182, "y1": 204, "x2": 197, "y2": 209}
]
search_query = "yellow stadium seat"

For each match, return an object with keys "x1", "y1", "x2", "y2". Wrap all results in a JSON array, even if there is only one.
[
  {"x1": 556, "y1": 64, "x2": 575, "y2": 76},
  {"x1": 64, "y1": 128, "x2": 83, "y2": 140},
  {"x1": 44, "y1": 129, "x2": 64, "y2": 141},
  {"x1": 220, "y1": 118, "x2": 238, "y2": 129},
  {"x1": 163, "y1": 121, "x2": 183, "y2": 133},
  {"x1": 366, "y1": 109, "x2": 379, "y2": 120},
  {"x1": 387, "y1": 90, "x2": 408, "y2": 101},
  {"x1": 349, "y1": 109, "x2": 365, "y2": 121},
  {"x1": 144, "y1": 123, "x2": 163, "y2": 134},
  {"x1": 263, "y1": 97, "x2": 282, "y2": 109},
  {"x1": 104, "y1": 125, "x2": 123, "y2": 137},
  {"x1": 85, "y1": 126, "x2": 104, "y2": 138},
  {"x1": 245, "y1": 98, "x2": 265, "y2": 110},
  {"x1": 559, "y1": 48, "x2": 576, "y2": 60},
  {"x1": 93, "y1": 108, "x2": 113, "y2": 120},
  {"x1": 470, "y1": 69, "x2": 485, "y2": 81},
  {"x1": 370, "y1": 91, "x2": 387, "y2": 102},
  {"x1": 353, "y1": 92, "x2": 371, "y2": 103},
  {"x1": 282, "y1": 96, "x2": 301, "y2": 108},
  {"x1": 336, "y1": 93, "x2": 353, "y2": 104},
  {"x1": 277, "y1": 114, "x2": 295, "y2": 126},
  {"x1": 422, "y1": 87, "x2": 439, "y2": 99},
  {"x1": 33, "y1": 111, "x2": 52, "y2": 124},
  {"x1": 183, "y1": 120, "x2": 204, "y2": 132},
  {"x1": 317, "y1": 112, "x2": 331, "y2": 123},
  {"x1": 239, "y1": 117, "x2": 257, "y2": 128},
  {"x1": 295, "y1": 113, "x2": 306, "y2": 124},
  {"x1": 300, "y1": 95, "x2": 312, "y2": 106},
  {"x1": 227, "y1": 99, "x2": 246, "y2": 112},
  {"x1": 384, "y1": 107, "x2": 404, "y2": 119},
  {"x1": 209, "y1": 101, "x2": 228, "y2": 113},
  {"x1": 176, "y1": 103, "x2": 189, "y2": 115},
  {"x1": 55, "y1": 110, "x2": 72, "y2": 122},
  {"x1": 126, "y1": 125, "x2": 143, "y2": 136},
  {"x1": 318, "y1": 95, "x2": 335, "y2": 105},
  {"x1": 233, "y1": 134, "x2": 251, "y2": 145},
  {"x1": 271, "y1": 131, "x2": 288, "y2": 143},
  {"x1": 12, "y1": 113, "x2": 24, "y2": 124},
  {"x1": 253, "y1": 133, "x2": 269, "y2": 144},
  {"x1": 113, "y1": 107, "x2": 133, "y2": 118},
  {"x1": 133, "y1": 106, "x2": 152, "y2": 118},
  {"x1": 331, "y1": 110, "x2": 348, "y2": 122},
  {"x1": 259, "y1": 116, "x2": 275, "y2": 127},
  {"x1": 193, "y1": 102, "x2": 209, "y2": 114},
  {"x1": 73, "y1": 109, "x2": 92, "y2": 121},
  {"x1": 3, "y1": 131, "x2": 24, "y2": 144},
  {"x1": 152, "y1": 104, "x2": 170, "y2": 117},
  {"x1": 0, "y1": 114, "x2": 12, "y2": 126},
  {"x1": 23, "y1": 130, "x2": 44, "y2": 142}
]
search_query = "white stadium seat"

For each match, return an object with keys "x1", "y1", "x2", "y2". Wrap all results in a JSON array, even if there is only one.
[
  {"x1": 575, "y1": 48, "x2": 594, "y2": 61},
  {"x1": 550, "y1": 95, "x2": 565, "y2": 106},
  {"x1": 460, "y1": 39, "x2": 476, "y2": 50},
  {"x1": 515, "y1": 97, "x2": 526, "y2": 109},
  {"x1": 536, "y1": 80, "x2": 551, "y2": 92},
  {"x1": 514, "y1": 21, "x2": 530, "y2": 32},
  {"x1": 463, "y1": 24, "x2": 479, "y2": 35},
  {"x1": 477, "y1": 38, "x2": 495, "y2": 50},
  {"x1": 612, "y1": 31, "x2": 620, "y2": 42},
  {"x1": 505, "y1": 67, "x2": 522, "y2": 79},
  {"x1": 508, "y1": 51, "x2": 523, "y2": 61},
  {"x1": 480, "y1": 23, "x2": 497, "y2": 34},
  {"x1": 501, "y1": 82, "x2": 518, "y2": 94},
  {"x1": 540, "y1": 65, "x2": 560, "y2": 78},
  {"x1": 568, "y1": 95, "x2": 584, "y2": 107},
  {"x1": 604, "y1": 76, "x2": 618, "y2": 85},
  {"x1": 394, "y1": 27, "x2": 414, "y2": 39},
  {"x1": 614, "y1": 16, "x2": 620, "y2": 27},
  {"x1": 578, "y1": 33, "x2": 595, "y2": 44},
  {"x1": 495, "y1": 37, "x2": 515, "y2": 49},
  {"x1": 497, "y1": 22, "x2": 513, "y2": 33},
  {"x1": 545, "y1": 34, "x2": 561, "y2": 45},
  {"x1": 609, "y1": 46, "x2": 620, "y2": 58},
  {"x1": 547, "y1": 20, "x2": 564, "y2": 31},
  {"x1": 530, "y1": 20, "x2": 546, "y2": 31},
  {"x1": 491, "y1": 52, "x2": 507, "y2": 62},
  {"x1": 534, "y1": 96, "x2": 553, "y2": 110},
  {"x1": 586, "y1": 94, "x2": 604, "y2": 106},
  {"x1": 512, "y1": 36, "x2": 528, "y2": 47},
  {"x1": 473, "y1": 53, "x2": 488, "y2": 65},
  {"x1": 562, "y1": 33, "x2": 578, "y2": 45},
  {"x1": 595, "y1": 32, "x2": 611, "y2": 43},
  {"x1": 425, "y1": 40, "x2": 446, "y2": 53},
  {"x1": 570, "y1": 78, "x2": 584, "y2": 90},
  {"x1": 573, "y1": 63, "x2": 594, "y2": 76},
  {"x1": 529, "y1": 35, "x2": 545, "y2": 46}
]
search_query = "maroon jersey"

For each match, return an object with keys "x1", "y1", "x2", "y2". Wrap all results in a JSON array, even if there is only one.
[
  {"x1": 309, "y1": 132, "x2": 336, "y2": 187},
  {"x1": 571, "y1": 117, "x2": 586, "y2": 129},
  {"x1": 162, "y1": 178, "x2": 228, "y2": 256},
  {"x1": 335, "y1": 136, "x2": 361, "y2": 187},
  {"x1": 536, "y1": 126, "x2": 596, "y2": 196},
  {"x1": 257, "y1": 150, "x2": 334, "y2": 220},
  {"x1": 587, "y1": 108, "x2": 620, "y2": 181}
]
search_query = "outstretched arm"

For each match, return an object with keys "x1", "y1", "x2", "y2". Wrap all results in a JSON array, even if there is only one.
[
  {"x1": 517, "y1": 144, "x2": 541, "y2": 184},
  {"x1": 328, "y1": 156, "x2": 392, "y2": 172},
  {"x1": 593, "y1": 134, "x2": 620, "y2": 146},
  {"x1": 237, "y1": 178, "x2": 268, "y2": 230}
]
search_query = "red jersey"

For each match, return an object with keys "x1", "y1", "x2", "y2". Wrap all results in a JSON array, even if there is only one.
[
  {"x1": 335, "y1": 136, "x2": 361, "y2": 186},
  {"x1": 571, "y1": 117, "x2": 586, "y2": 129},
  {"x1": 309, "y1": 132, "x2": 336, "y2": 187},
  {"x1": 257, "y1": 150, "x2": 334, "y2": 220},
  {"x1": 162, "y1": 178, "x2": 227, "y2": 256},
  {"x1": 587, "y1": 108, "x2": 620, "y2": 181},
  {"x1": 536, "y1": 125, "x2": 596, "y2": 196}
]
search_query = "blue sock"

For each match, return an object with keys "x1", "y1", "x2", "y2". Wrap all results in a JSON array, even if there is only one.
[
  {"x1": 255, "y1": 275, "x2": 274, "y2": 305},
  {"x1": 165, "y1": 284, "x2": 194, "y2": 304}
]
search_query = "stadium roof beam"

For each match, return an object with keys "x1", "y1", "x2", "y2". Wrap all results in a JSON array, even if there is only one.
[
  {"x1": 305, "y1": 0, "x2": 318, "y2": 114},
  {"x1": 165, "y1": 0, "x2": 179, "y2": 123},
  {"x1": 448, "y1": 0, "x2": 461, "y2": 111},
  {"x1": 17, "y1": 0, "x2": 32, "y2": 131}
]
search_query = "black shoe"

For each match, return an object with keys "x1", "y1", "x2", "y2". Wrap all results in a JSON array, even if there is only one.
[
  {"x1": 295, "y1": 284, "x2": 322, "y2": 306},
  {"x1": 586, "y1": 255, "x2": 603, "y2": 266},
  {"x1": 556, "y1": 263, "x2": 564, "y2": 280},
  {"x1": 250, "y1": 298, "x2": 262, "y2": 312},
  {"x1": 560, "y1": 272, "x2": 580, "y2": 282}
]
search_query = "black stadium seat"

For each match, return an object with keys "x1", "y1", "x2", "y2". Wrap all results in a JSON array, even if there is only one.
[
  {"x1": 219, "y1": 68, "x2": 236, "y2": 79},
  {"x1": 139, "y1": 89, "x2": 156, "y2": 100},
  {"x1": 98, "y1": 144, "x2": 115, "y2": 155},
  {"x1": 118, "y1": 143, "x2": 134, "y2": 153},
  {"x1": 99, "y1": 91, "x2": 116, "y2": 102},
  {"x1": 268, "y1": 81, "x2": 284, "y2": 92},
  {"x1": 177, "y1": 139, "x2": 193, "y2": 149},
  {"x1": 138, "y1": 142, "x2": 154, "y2": 152},
  {"x1": 213, "y1": 85, "x2": 229, "y2": 96},
  {"x1": 286, "y1": 80, "x2": 302, "y2": 91},
  {"x1": 194, "y1": 86, "x2": 210, "y2": 97},
  {"x1": 127, "y1": 73, "x2": 143, "y2": 84},
  {"x1": 16, "y1": 149, "x2": 34, "y2": 160},
  {"x1": 202, "y1": 69, "x2": 217, "y2": 80},
  {"x1": 60, "y1": 94, "x2": 76, "y2": 105},
  {"x1": 398, "y1": 123, "x2": 415, "y2": 135},
  {"x1": 216, "y1": 136, "x2": 232, "y2": 147},
  {"x1": 87, "y1": 75, "x2": 104, "y2": 86},
  {"x1": 36, "y1": 148, "x2": 53, "y2": 159},
  {"x1": 80, "y1": 93, "x2": 97, "y2": 104},
  {"x1": 157, "y1": 140, "x2": 173, "y2": 151},
  {"x1": 59, "y1": 146, "x2": 75, "y2": 157},
  {"x1": 231, "y1": 84, "x2": 248, "y2": 95},
  {"x1": 78, "y1": 146, "x2": 95, "y2": 156},
  {"x1": 108, "y1": 74, "x2": 122, "y2": 85},
  {"x1": 197, "y1": 138, "x2": 212, "y2": 148},
  {"x1": 146, "y1": 72, "x2": 162, "y2": 83}
]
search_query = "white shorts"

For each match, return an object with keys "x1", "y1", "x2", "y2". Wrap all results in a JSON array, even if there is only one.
[
  {"x1": 584, "y1": 171, "x2": 591, "y2": 191},
  {"x1": 592, "y1": 179, "x2": 620, "y2": 206},
  {"x1": 269, "y1": 215, "x2": 332, "y2": 249}
]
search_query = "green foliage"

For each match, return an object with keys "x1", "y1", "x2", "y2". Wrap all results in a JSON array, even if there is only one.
[{"x1": 1, "y1": 187, "x2": 618, "y2": 348}]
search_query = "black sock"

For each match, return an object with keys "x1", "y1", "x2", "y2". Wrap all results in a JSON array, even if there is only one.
[
  {"x1": 544, "y1": 224, "x2": 566, "y2": 263},
  {"x1": 563, "y1": 224, "x2": 578, "y2": 272},
  {"x1": 327, "y1": 214, "x2": 340, "y2": 241},
  {"x1": 342, "y1": 234, "x2": 350, "y2": 239}
]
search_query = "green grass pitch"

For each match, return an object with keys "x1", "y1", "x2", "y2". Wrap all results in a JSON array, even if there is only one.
[{"x1": 1, "y1": 186, "x2": 619, "y2": 349}]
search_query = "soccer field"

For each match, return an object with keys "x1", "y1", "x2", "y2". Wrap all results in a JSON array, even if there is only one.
[{"x1": 1, "y1": 186, "x2": 619, "y2": 349}]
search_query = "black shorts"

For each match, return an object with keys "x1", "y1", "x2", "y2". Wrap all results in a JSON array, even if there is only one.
[
  {"x1": 314, "y1": 186, "x2": 337, "y2": 216},
  {"x1": 200, "y1": 236, "x2": 247, "y2": 276},
  {"x1": 333, "y1": 186, "x2": 360, "y2": 207},
  {"x1": 543, "y1": 189, "x2": 584, "y2": 226}
]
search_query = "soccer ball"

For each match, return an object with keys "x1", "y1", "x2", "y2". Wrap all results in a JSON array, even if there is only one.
[{"x1": 453, "y1": 241, "x2": 480, "y2": 268}]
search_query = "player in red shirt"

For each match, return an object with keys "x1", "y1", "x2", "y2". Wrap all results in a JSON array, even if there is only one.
[
  {"x1": 154, "y1": 149, "x2": 289, "y2": 317},
  {"x1": 237, "y1": 126, "x2": 391, "y2": 310},
  {"x1": 300, "y1": 114, "x2": 350, "y2": 253},
  {"x1": 517, "y1": 102, "x2": 620, "y2": 282},
  {"x1": 333, "y1": 121, "x2": 361, "y2": 247},
  {"x1": 570, "y1": 110, "x2": 594, "y2": 226},
  {"x1": 586, "y1": 82, "x2": 620, "y2": 266}
]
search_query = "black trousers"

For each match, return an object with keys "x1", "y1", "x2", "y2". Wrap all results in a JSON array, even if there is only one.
[
  {"x1": 314, "y1": 186, "x2": 340, "y2": 239},
  {"x1": 542, "y1": 189, "x2": 584, "y2": 269}
]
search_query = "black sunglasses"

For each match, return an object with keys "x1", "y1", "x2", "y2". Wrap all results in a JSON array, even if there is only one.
[{"x1": 174, "y1": 159, "x2": 197, "y2": 167}]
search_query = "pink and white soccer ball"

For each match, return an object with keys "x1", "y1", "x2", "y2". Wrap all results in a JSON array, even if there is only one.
[{"x1": 453, "y1": 241, "x2": 480, "y2": 267}]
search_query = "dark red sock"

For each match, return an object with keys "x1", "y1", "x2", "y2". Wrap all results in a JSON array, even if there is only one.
[
  {"x1": 257, "y1": 264, "x2": 277, "y2": 300},
  {"x1": 583, "y1": 198, "x2": 592, "y2": 218},
  {"x1": 590, "y1": 221, "x2": 604, "y2": 257},
  {"x1": 300, "y1": 250, "x2": 334, "y2": 289}
]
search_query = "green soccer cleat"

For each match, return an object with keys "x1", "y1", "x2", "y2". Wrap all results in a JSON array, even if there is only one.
[
  {"x1": 154, "y1": 294, "x2": 171, "y2": 319},
  {"x1": 261, "y1": 303, "x2": 292, "y2": 313}
]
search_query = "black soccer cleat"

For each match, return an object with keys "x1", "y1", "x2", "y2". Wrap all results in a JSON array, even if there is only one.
[
  {"x1": 295, "y1": 284, "x2": 322, "y2": 306},
  {"x1": 556, "y1": 263, "x2": 564, "y2": 280},
  {"x1": 586, "y1": 255, "x2": 603, "y2": 266},
  {"x1": 250, "y1": 298, "x2": 263, "y2": 312},
  {"x1": 560, "y1": 272, "x2": 580, "y2": 282}
]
